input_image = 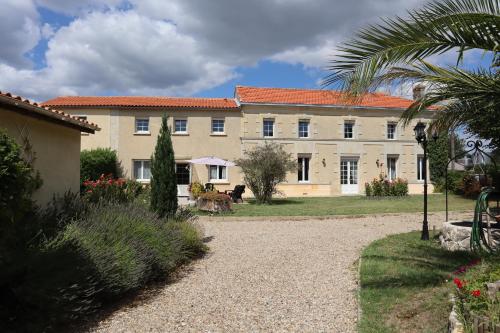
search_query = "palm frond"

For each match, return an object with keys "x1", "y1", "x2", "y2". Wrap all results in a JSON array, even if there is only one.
[{"x1": 324, "y1": 0, "x2": 500, "y2": 93}]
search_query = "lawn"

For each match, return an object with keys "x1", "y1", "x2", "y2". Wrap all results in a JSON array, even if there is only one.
[
  {"x1": 198, "y1": 194, "x2": 474, "y2": 217},
  {"x1": 358, "y1": 231, "x2": 477, "y2": 333}
]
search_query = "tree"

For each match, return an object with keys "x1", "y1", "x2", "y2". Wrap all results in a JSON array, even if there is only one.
[
  {"x1": 326, "y1": 0, "x2": 500, "y2": 148},
  {"x1": 235, "y1": 142, "x2": 296, "y2": 204},
  {"x1": 427, "y1": 131, "x2": 464, "y2": 181},
  {"x1": 150, "y1": 115, "x2": 177, "y2": 217}
]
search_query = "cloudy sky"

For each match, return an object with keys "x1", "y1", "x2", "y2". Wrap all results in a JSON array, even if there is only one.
[{"x1": 0, "y1": 0, "x2": 476, "y2": 102}]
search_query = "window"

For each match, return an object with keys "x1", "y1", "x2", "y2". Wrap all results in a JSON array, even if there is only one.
[
  {"x1": 135, "y1": 118, "x2": 149, "y2": 133},
  {"x1": 133, "y1": 160, "x2": 151, "y2": 181},
  {"x1": 212, "y1": 119, "x2": 225, "y2": 133},
  {"x1": 387, "y1": 157, "x2": 398, "y2": 180},
  {"x1": 263, "y1": 119, "x2": 274, "y2": 137},
  {"x1": 209, "y1": 165, "x2": 227, "y2": 181},
  {"x1": 417, "y1": 155, "x2": 425, "y2": 181},
  {"x1": 176, "y1": 163, "x2": 190, "y2": 185},
  {"x1": 174, "y1": 119, "x2": 188, "y2": 133},
  {"x1": 387, "y1": 123, "x2": 396, "y2": 140},
  {"x1": 298, "y1": 120, "x2": 309, "y2": 138},
  {"x1": 344, "y1": 121, "x2": 354, "y2": 139},
  {"x1": 298, "y1": 157, "x2": 310, "y2": 182}
]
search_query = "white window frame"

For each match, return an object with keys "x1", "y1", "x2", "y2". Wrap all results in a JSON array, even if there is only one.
[
  {"x1": 387, "y1": 156, "x2": 398, "y2": 180},
  {"x1": 209, "y1": 165, "x2": 228, "y2": 182},
  {"x1": 211, "y1": 118, "x2": 225, "y2": 134},
  {"x1": 298, "y1": 120, "x2": 310, "y2": 138},
  {"x1": 344, "y1": 121, "x2": 354, "y2": 139},
  {"x1": 417, "y1": 155, "x2": 425, "y2": 181},
  {"x1": 263, "y1": 119, "x2": 275, "y2": 138},
  {"x1": 133, "y1": 160, "x2": 151, "y2": 182},
  {"x1": 135, "y1": 117, "x2": 150, "y2": 134},
  {"x1": 174, "y1": 118, "x2": 188, "y2": 134},
  {"x1": 298, "y1": 156, "x2": 310, "y2": 183},
  {"x1": 387, "y1": 122, "x2": 397, "y2": 140}
]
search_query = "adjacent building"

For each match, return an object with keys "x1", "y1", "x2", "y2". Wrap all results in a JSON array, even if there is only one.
[
  {"x1": 43, "y1": 86, "x2": 435, "y2": 197},
  {"x1": 0, "y1": 91, "x2": 99, "y2": 205}
]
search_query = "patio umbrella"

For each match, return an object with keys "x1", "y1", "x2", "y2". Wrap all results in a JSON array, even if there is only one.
[{"x1": 187, "y1": 156, "x2": 236, "y2": 167}]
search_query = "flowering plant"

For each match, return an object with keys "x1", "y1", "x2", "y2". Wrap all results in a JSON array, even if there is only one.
[
  {"x1": 82, "y1": 174, "x2": 142, "y2": 203},
  {"x1": 365, "y1": 174, "x2": 408, "y2": 197}
]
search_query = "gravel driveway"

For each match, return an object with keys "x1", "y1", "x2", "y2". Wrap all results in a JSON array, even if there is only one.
[{"x1": 92, "y1": 211, "x2": 469, "y2": 333}]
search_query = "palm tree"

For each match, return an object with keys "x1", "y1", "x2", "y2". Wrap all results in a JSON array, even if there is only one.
[{"x1": 325, "y1": 0, "x2": 500, "y2": 147}]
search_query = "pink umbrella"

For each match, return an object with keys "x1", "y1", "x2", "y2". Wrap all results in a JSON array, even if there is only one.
[{"x1": 187, "y1": 156, "x2": 236, "y2": 167}]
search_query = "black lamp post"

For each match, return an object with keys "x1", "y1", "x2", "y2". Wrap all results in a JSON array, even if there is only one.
[{"x1": 413, "y1": 122, "x2": 438, "y2": 240}]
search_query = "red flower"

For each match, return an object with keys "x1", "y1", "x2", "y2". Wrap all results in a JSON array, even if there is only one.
[
  {"x1": 453, "y1": 278, "x2": 464, "y2": 289},
  {"x1": 471, "y1": 290, "x2": 481, "y2": 297}
]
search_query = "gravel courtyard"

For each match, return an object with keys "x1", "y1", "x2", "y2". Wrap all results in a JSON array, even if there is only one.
[{"x1": 92, "y1": 211, "x2": 469, "y2": 333}]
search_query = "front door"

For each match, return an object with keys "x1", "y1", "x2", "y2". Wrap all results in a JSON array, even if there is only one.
[
  {"x1": 176, "y1": 163, "x2": 191, "y2": 196},
  {"x1": 341, "y1": 158, "x2": 359, "y2": 194}
]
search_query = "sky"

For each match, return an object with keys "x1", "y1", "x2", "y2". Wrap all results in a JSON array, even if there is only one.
[{"x1": 0, "y1": 0, "x2": 490, "y2": 103}]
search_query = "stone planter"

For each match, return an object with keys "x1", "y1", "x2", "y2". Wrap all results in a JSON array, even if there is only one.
[
  {"x1": 196, "y1": 197, "x2": 232, "y2": 213},
  {"x1": 439, "y1": 221, "x2": 500, "y2": 251}
]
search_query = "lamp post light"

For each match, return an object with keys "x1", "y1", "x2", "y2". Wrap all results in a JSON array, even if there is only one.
[{"x1": 413, "y1": 122, "x2": 438, "y2": 241}]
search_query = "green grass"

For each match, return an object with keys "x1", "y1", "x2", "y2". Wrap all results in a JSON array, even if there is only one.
[
  {"x1": 196, "y1": 194, "x2": 474, "y2": 217},
  {"x1": 359, "y1": 231, "x2": 477, "y2": 333}
]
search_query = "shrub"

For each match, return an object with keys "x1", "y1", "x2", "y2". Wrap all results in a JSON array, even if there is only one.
[
  {"x1": 59, "y1": 202, "x2": 205, "y2": 294},
  {"x1": 189, "y1": 181, "x2": 205, "y2": 199},
  {"x1": 365, "y1": 174, "x2": 408, "y2": 197},
  {"x1": 197, "y1": 192, "x2": 232, "y2": 213},
  {"x1": 364, "y1": 183, "x2": 372, "y2": 196},
  {"x1": 235, "y1": 142, "x2": 296, "y2": 204},
  {"x1": 0, "y1": 129, "x2": 41, "y2": 222},
  {"x1": 80, "y1": 148, "x2": 120, "y2": 184},
  {"x1": 82, "y1": 174, "x2": 142, "y2": 203},
  {"x1": 150, "y1": 114, "x2": 178, "y2": 217}
]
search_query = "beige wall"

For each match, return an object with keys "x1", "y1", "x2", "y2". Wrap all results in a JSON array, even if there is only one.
[
  {"x1": 0, "y1": 107, "x2": 81, "y2": 205},
  {"x1": 61, "y1": 103, "x2": 436, "y2": 197}
]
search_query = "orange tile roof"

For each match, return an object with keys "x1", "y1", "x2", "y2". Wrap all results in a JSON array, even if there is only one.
[
  {"x1": 0, "y1": 91, "x2": 99, "y2": 133},
  {"x1": 43, "y1": 96, "x2": 239, "y2": 109},
  {"x1": 235, "y1": 86, "x2": 427, "y2": 110}
]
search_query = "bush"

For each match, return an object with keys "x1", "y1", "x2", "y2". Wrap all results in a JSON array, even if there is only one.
[
  {"x1": 197, "y1": 192, "x2": 232, "y2": 213},
  {"x1": 433, "y1": 170, "x2": 465, "y2": 193},
  {"x1": 235, "y1": 142, "x2": 296, "y2": 204},
  {"x1": 189, "y1": 181, "x2": 205, "y2": 199},
  {"x1": 82, "y1": 174, "x2": 142, "y2": 203},
  {"x1": 59, "y1": 203, "x2": 205, "y2": 294},
  {"x1": 1, "y1": 200, "x2": 206, "y2": 331},
  {"x1": 0, "y1": 129, "x2": 41, "y2": 222},
  {"x1": 365, "y1": 174, "x2": 408, "y2": 197},
  {"x1": 80, "y1": 148, "x2": 120, "y2": 184}
]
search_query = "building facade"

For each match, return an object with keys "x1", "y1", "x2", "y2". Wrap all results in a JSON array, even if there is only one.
[
  {"x1": 0, "y1": 91, "x2": 98, "y2": 205},
  {"x1": 43, "y1": 86, "x2": 435, "y2": 197}
]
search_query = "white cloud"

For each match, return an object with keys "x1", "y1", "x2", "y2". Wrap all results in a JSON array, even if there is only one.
[
  {"x1": 0, "y1": 11, "x2": 236, "y2": 100},
  {"x1": 1, "y1": 0, "x2": 463, "y2": 101},
  {"x1": 0, "y1": 0, "x2": 41, "y2": 67}
]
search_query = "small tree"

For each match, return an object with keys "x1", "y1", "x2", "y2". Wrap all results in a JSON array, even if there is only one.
[
  {"x1": 236, "y1": 142, "x2": 295, "y2": 204},
  {"x1": 150, "y1": 115, "x2": 177, "y2": 217}
]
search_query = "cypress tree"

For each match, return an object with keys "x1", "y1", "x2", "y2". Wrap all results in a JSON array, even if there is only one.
[{"x1": 150, "y1": 114, "x2": 178, "y2": 217}]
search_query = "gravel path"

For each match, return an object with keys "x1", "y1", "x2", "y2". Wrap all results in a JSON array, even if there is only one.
[{"x1": 91, "y1": 211, "x2": 469, "y2": 333}]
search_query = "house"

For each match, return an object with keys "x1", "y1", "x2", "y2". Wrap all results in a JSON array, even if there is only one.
[
  {"x1": 42, "y1": 86, "x2": 435, "y2": 197},
  {"x1": 0, "y1": 91, "x2": 99, "y2": 205}
]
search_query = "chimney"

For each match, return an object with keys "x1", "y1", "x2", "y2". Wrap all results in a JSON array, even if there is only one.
[{"x1": 412, "y1": 82, "x2": 426, "y2": 100}]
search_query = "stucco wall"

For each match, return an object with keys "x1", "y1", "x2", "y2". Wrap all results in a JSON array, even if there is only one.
[{"x1": 0, "y1": 107, "x2": 81, "y2": 205}]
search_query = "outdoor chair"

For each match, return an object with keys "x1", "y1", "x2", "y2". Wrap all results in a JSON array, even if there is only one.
[{"x1": 225, "y1": 185, "x2": 245, "y2": 203}]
